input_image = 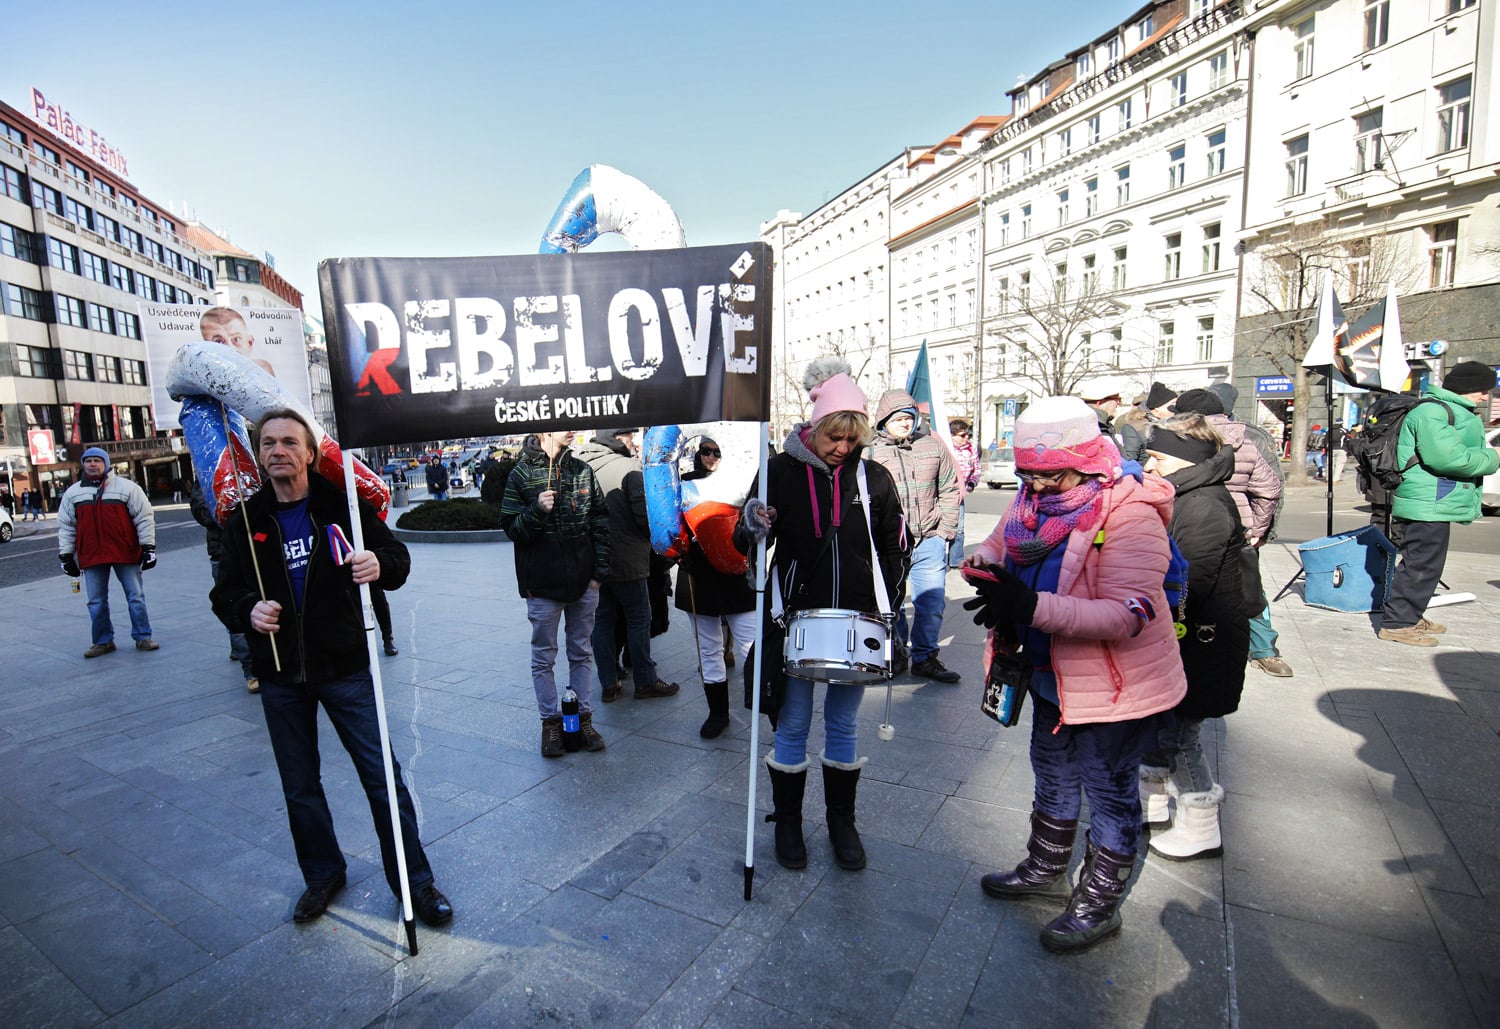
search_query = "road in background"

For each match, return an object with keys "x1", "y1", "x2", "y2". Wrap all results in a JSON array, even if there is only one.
[{"x1": 0, "y1": 505, "x2": 203, "y2": 588}]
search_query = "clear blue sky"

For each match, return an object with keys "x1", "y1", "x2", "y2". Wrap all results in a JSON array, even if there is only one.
[{"x1": 5, "y1": 0, "x2": 1129, "y2": 305}]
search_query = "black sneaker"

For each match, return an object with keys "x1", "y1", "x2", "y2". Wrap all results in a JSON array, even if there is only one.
[
  {"x1": 911, "y1": 657, "x2": 961, "y2": 683},
  {"x1": 634, "y1": 678, "x2": 680, "y2": 699},
  {"x1": 579, "y1": 711, "x2": 606, "y2": 751}
]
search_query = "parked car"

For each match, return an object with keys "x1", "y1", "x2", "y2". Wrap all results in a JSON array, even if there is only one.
[
  {"x1": 0, "y1": 502, "x2": 12, "y2": 542},
  {"x1": 982, "y1": 446, "x2": 1017, "y2": 489},
  {"x1": 1483, "y1": 427, "x2": 1500, "y2": 515}
]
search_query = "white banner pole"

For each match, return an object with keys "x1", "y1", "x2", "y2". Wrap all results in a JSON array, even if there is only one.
[{"x1": 743, "y1": 420, "x2": 770, "y2": 901}]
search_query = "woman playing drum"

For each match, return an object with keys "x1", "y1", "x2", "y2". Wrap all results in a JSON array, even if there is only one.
[{"x1": 737, "y1": 358, "x2": 908, "y2": 872}]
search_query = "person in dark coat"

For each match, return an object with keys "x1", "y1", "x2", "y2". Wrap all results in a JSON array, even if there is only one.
[
  {"x1": 1141, "y1": 413, "x2": 1256, "y2": 862},
  {"x1": 737, "y1": 357, "x2": 909, "y2": 874},
  {"x1": 674, "y1": 436, "x2": 754, "y2": 739}
]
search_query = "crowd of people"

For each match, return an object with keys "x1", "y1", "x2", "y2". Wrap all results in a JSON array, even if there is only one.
[{"x1": 43, "y1": 356, "x2": 1497, "y2": 956}]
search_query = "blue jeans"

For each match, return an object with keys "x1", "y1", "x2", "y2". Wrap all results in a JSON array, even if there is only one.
[
  {"x1": 83, "y1": 562, "x2": 152, "y2": 645},
  {"x1": 1248, "y1": 602, "x2": 1278, "y2": 660},
  {"x1": 258, "y1": 669, "x2": 434, "y2": 894},
  {"x1": 773, "y1": 675, "x2": 863, "y2": 766},
  {"x1": 1149, "y1": 717, "x2": 1214, "y2": 793},
  {"x1": 896, "y1": 535, "x2": 948, "y2": 665},
  {"x1": 949, "y1": 501, "x2": 966, "y2": 568},
  {"x1": 1029, "y1": 694, "x2": 1161, "y2": 855},
  {"x1": 592, "y1": 578, "x2": 656, "y2": 690},
  {"x1": 528, "y1": 589, "x2": 600, "y2": 716},
  {"x1": 211, "y1": 557, "x2": 254, "y2": 676}
]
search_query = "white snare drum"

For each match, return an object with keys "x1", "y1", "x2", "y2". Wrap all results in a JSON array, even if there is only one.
[{"x1": 783, "y1": 609, "x2": 889, "y2": 684}]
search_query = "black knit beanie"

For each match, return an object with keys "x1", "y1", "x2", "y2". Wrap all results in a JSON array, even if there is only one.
[
  {"x1": 1146, "y1": 382, "x2": 1178, "y2": 410},
  {"x1": 1442, "y1": 361, "x2": 1497, "y2": 395},
  {"x1": 1172, "y1": 388, "x2": 1225, "y2": 416}
]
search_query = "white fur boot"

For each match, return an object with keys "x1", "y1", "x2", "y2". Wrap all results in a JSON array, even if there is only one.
[
  {"x1": 1147, "y1": 784, "x2": 1224, "y2": 861},
  {"x1": 1139, "y1": 765, "x2": 1174, "y2": 828}
]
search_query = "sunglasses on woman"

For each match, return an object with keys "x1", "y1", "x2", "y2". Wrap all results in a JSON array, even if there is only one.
[{"x1": 700, "y1": 447, "x2": 721, "y2": 458}]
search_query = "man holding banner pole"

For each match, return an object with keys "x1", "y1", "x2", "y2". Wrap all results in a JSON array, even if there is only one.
[{"x1": 211, "y1": 409, "x2": 452, "y2": 929}]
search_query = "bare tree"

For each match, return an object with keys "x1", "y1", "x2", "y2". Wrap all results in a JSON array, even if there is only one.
[
  {"x1": 770, "y1": 338, "x2": 887, "y2": 437},
  {"x1": 985, "y1": 246, "x2": 1132, "y2": 398},
  {"x1": 1240, "y1": 220, "x2": 1412, "y2": 484}
]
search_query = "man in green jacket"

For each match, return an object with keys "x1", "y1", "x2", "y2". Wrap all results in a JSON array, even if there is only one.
[{"x1": 1378, "y1": 362, "x2": 1500, "y2": 646}]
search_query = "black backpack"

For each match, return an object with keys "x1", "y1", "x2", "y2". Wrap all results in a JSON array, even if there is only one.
[{"x1": 1349, "y1": 395, "x2": 1454, "y2": 493}]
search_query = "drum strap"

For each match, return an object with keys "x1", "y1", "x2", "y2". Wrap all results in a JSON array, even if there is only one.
[{"x1": 856, "y1": 461, "x2": 893, "y2": 618}]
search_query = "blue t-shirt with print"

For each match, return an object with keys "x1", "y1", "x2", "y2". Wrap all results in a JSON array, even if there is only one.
[{"x1": 274, "y1": 498, "x2": 315, "y2": 611}]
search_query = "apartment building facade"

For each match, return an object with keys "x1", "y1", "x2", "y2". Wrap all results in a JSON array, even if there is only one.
[{"x1": 1, "y1": 95, "x2": 216, "y2": 503}]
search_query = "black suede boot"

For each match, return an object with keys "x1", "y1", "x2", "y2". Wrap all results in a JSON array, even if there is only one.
[
  {"x1": 765, "y1": 760, "x2": 808, "y2": 869},
  {"x1": 700, "y1": 680, "x2": 730, "y2": 739},
  {"x1": 980, "y1": 807, "x2": 1078, "y2": 901},
  {"x1": 821, "y1": 757, "x2": 866, "y2": 871},
  {"x1": 1039, "y1": 840, "x2": 1136, "y2": 953}
]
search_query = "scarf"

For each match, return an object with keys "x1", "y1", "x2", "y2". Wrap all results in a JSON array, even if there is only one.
[{"x1": 1003, "y1": 476, "x2": 1107, "y2": 566}]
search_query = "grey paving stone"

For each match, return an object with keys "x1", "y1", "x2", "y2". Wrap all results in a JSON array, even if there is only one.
[
  {"x1": 0, "y1": 924, "x2": 105, "y2": 1025},
  {"x1": 637, "y1": 926, "x2": 769, "y2": 1028},
  {"x1": 894, "y1": 868, "x2": 1002, "y2": 1027},
  {"x1": 1427, "y1": 796, "x2": 1500, "y2": 894},
  {"x1": 1230, "y1": 905, "x2": 1477, "y2": 1028},
  {"x1": 917, "y1": 795, "x2": 1034, "y2": 868},
  {"x1": 18, "y1": 889, "x2": 212, "y2": 1016},
  {"x1": 1224, "y1": 790, "x2": 1440, "y2": 946},
  {"x1": 703, "y1": 988, "x2": 819, "y2": 1028},
  {"x1": 0, "y1": 847, "x2": 112, "y2": 924},
  {"x1": 1144, "y1": 898, "x2": 1232, "y2": 1029}
]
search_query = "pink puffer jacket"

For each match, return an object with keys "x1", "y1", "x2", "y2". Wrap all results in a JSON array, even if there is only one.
[{"x1": 971, "y1": 473, "x2": 1187, "y2": 726}]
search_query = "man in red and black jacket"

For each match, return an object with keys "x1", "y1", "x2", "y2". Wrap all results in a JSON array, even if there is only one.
[
  {"x1": 211, "y1": 408, "x2": 453, "y2": 929},
  {"x1": 58, "y1": 446, "x2": 158, "y2": 657}
]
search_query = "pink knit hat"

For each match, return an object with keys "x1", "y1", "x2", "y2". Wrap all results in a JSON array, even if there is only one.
[
  {"x1": 803, "y1": 356, "x2": 868, "y2": 425},
  {"x1": 1012, "y1": 395, "x2": 1121, "y2": 477}
]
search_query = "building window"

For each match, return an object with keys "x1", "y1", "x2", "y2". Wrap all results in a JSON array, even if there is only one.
[
  {"x1": 1116, "y1": 164, "x2": 1131, "y2": 206},
  {"x1": 1362, "y1": 1, "x2": 1389, "y2": 51},
  {"x1": 123, "y1": 358, "x2": 146, "y2": 386},
  {"x1": 1285, "y1": 135, "x2": 1309, "y2": 196},
  {"x1": 1167, "y1": 144, "x2": 1187, "y2": 189},
  {"x1": 1021, "y1": 204, "x2": 1032, "y2": 240},
  {"x1": 1209, "y1": 50, "x2": 1230, "y2": 90},
  {"x1": 1082, "y1": 253, "x2": 1098, "y2": 293},
  {"x1": 1057, "y1": 188, "x2": 1070, "y2": 225},
  {"x1": 1077, "y1": 52, "x2": 1092, "y2": 78},
  {"x1": 998, "y1": 212, "x2": 1010, "y2": 246},
  {"x1": 996, "y1": 276, "x2": 1010, "y2": 313},
  {"x1": 1107, "y1": 36, "x2": 1121, "y2": 65},
  {"x1": 1022, "y1": 148, "x2": 1034, "y2": 174},
  {"x1": 999, "y1": 158, "x2": 1011, "y2": 184},
  {"x1": 1086, "y1": 114, "x2": 1101, "y2": 146},
  {"x1": 1169, "y1": 72, "x2": 1188, "y2": 109},
  {"x1": 81, "y1": 250, "x2": 108, "y2": 283},
  {"x1": 0, "y1": 222, "x2": 37, "y2": 262},
  {"x1": 16, "y1": 344, "x2": 51, "y2": 378},
  {"x1": 95, "y1": 354, "x2": 122, "y2": 383},
  {"x1": 1202, "y1": 222, "x2": 1222, "y2": 273},
  {"x1": 1058, "y1": 126, "x2": 1072, "y2": 156},
  {"x1": 1206, "y1": 128, "x2": 1227, "y2": 176},
  {"x1": 0, "y1": 163, "x2": 27, "y2": 203},
  {"x1": 964, "y1": 287, "x2": 975, "y2": 322},
  {"x1": 86, "y1": 302, "x2": 113, "y2": 333},
  {"x1": 1428, "y1": 221, "x2": 1458, "y2": 287},
  {"x1": 47, "y1": 238, "x2": 79, "y2": 274},
  {"x1": 1293, "y1": 17, "x2": 1315, "y2": 80},
  {"x1": 1449, "y1": 0, "x2": 1476, "y2": 10},
  {"x1": 1112, "y1": 247, "x2": 1128, "y2": 290},
  {"x1": 62, "y1": 197, "x2": 92, "y2": 230},
  {"x1": 1108, "y1": 328, "x2": 1123, "y2": 365},
  {"x1": 1158, "y1": 321, "x2": 1176, "y2": 364},
  {"x1": 1196, "y1": 317, "x2": 1215, "y2": 361},
  {"x1": 1164, "y1": 233, "x2": 1183, "y2": 280},
  {"x1": 64, "y1": 349, "x2": 93, "y2": 380},
  {"x1": 3, "y1": 283, "x2": 43, "y2": 320},
  {"x1": 897, "y1": 305, "x2": 908, "y2": 335},
  {"x1": 945, "y1": 293, "x2": 956, "y2": 327},
  {"x1": 1018, "y1": 271, "x2": 1031, "y2": 307},
  {"x1": 96, "y1": 213, "x2": 117, "y2": 242},
  {"x1": 33, "y1": 183, "x2": 62, "y2": 215},
  {"x1": 115, "y1": 310, "x2": 141, "y2": 339},
  {"x1": 1437, "y1": 78, "x2": 1471, "y2": 153},
  {"x1": 1085, "y1": 177, "x2": 1098, "y2": 216},
  {"x1": 33, "y1": 141, "x2": 59, "y2": 165},
  {"x1": 1118, "y1": 98, "x2": 1133, "y2": 131},
  {"x1": 110, "y1": 263, "x2": 133, "y2": 293},
  {"x1": 1354, "y1": 109, "x2": 1384, "y2": 173},
  {"x1": 136, "y1": 273, "x2": 157, "y2": 302},
  {"x1": 56, "y1": 295, "x2": 86, "y2": 328},
  {"x1": 1136, "y1": 13, "x2": 1155, "y2": 42}
]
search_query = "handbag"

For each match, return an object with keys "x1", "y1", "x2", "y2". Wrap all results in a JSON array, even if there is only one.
[{"x1": 981, "y1": 644, "x2": 1031, "y2": 727}]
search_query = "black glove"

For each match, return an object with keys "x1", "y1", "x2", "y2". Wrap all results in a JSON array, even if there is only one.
[
  {"x1": 60, "y1": 553, "x2": 80, "y2": 578},
  {"x1": 139, "y1": 545, "x2": 157, "y2": 571},
  {"x1": 962, "y1": 564, "x2": 1039, "y2": 628}
]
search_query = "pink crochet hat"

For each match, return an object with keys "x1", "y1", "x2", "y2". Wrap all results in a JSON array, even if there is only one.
[
  {"x1": 804, "y1": 356, "x2": 868, "y2": 425},
  {"x1": 1012, "y1": 395, "x2": 1120, "y2": 477}
]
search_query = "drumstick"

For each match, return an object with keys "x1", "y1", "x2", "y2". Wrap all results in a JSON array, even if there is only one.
[{"x1": 222, "y1": 404, "x2": 280, "y2": 672}]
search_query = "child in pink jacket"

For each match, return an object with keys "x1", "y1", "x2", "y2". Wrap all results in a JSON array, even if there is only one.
[{"x1": 961, "y1": 396, "x2": 1186, "y2": 954}]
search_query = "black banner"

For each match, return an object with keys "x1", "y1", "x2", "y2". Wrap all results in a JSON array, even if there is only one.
[{"x1": 318, "y1": 243, "x2": 772, "y2": 448}]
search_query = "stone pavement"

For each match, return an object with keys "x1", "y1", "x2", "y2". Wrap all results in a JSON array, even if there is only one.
[{"x1": 1, "y1": 505, "x2": 1496, "y2": 1027}]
